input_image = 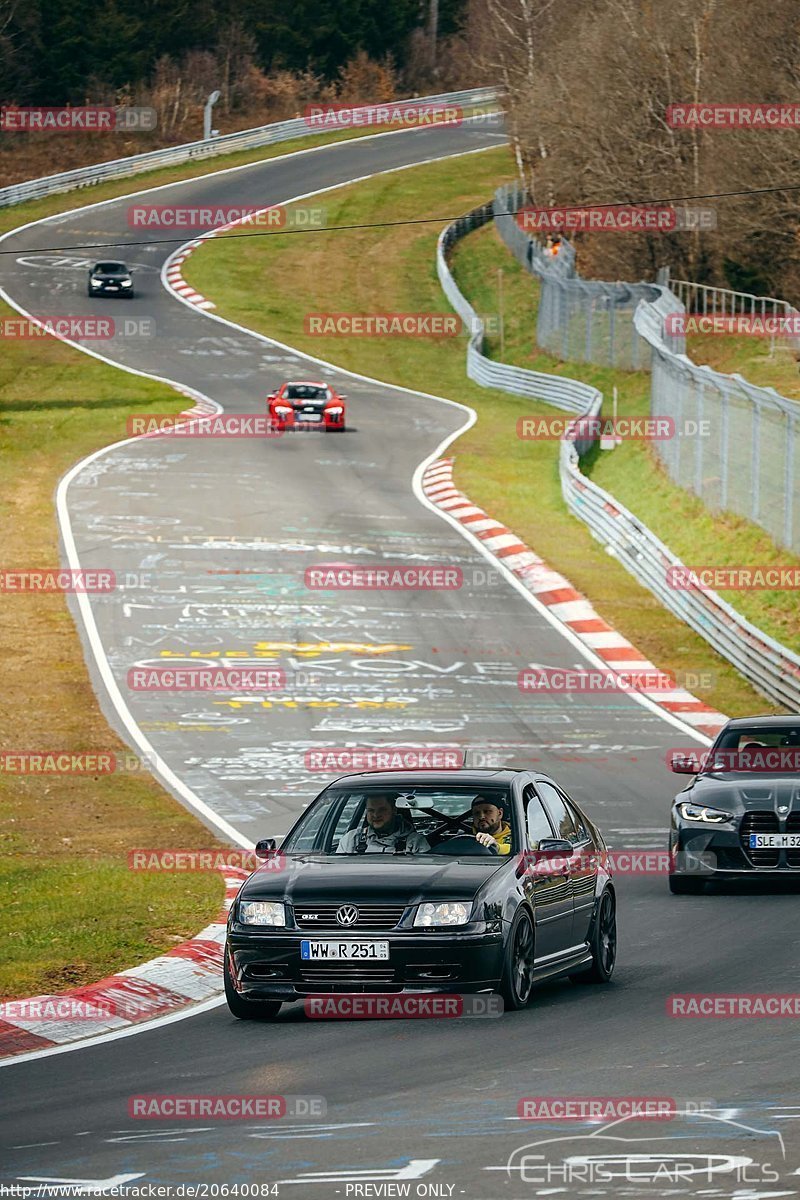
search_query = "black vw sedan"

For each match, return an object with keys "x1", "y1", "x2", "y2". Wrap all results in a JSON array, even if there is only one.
[
  {"x1": 224, "y1": 770, "x2": 617, "y2": 1019},
  {"x1": 669, "y1": 715, "x2": 800, "y2": 893}
]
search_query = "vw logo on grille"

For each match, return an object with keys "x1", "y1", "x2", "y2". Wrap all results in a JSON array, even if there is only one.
[
  {"x1": 336, "y1": 904, "x2": 359, "y2": 927},
  {"x1": 778, "y1": 805, "x2": 789, "y2": 814}
]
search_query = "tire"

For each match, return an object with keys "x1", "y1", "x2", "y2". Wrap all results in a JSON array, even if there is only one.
[
  {"x1": 669, "y1": 874, "x2": 706, "y2": 895},
  {"x1": 499, "y1": 908, "x2": 535, "y2": 1010},
  {"x1": 571, "y1": 889, "x2": 617, "y2": 984},
  {"x1": 224, "y1": 953, "x2": 282, "y2": 1021}
]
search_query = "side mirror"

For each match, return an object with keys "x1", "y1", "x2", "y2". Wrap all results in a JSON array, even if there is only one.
[
  {"x1": 267, "y1": 394, "x2": 277, "y2": 402},
  {"x1": 537, "y1": 838, "x2": 573, "y2": 855},
  {"x1": 255, "y1": 838, "x2": 278, "y2": 859},
  {"x1": 670, "y1": 752, "x2": 703, "y2": 774},
  {"x1": 339, "y1": 394, "x2": 347, "y2": 400}
]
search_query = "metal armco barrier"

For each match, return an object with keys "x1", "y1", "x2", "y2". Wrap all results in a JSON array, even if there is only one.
[
  {"x1": 437, "y1": 205, "x2": 601, "y2": 456},
  {"x1": 437, "y1": 194, "x2": 800, "y2": 711},
  {"x1": 0, "y1": 88, "x2": 499, "y2": 209}
]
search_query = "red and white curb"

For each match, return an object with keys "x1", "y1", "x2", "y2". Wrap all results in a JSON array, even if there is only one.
[
  {"x1": 164, "y1": 217, "x2": 250, "y2": 309},
  {"x1": 0, "y1": 867, "x2": 248, "y2": 1060},
  {"x1": 422, "y1": 458, "x2": 728, "y2": 739},
  {"x1": 165, "y1": 239, "x2": 216, "y2": 310}
]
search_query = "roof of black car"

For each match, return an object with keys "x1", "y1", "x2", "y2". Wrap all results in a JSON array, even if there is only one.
[
  {"x1": 326, "y1": 769, "x2": 523, "y2": 787},
  {"x1": 723, "y1": 715, "x2": 800, "y2": 728}
]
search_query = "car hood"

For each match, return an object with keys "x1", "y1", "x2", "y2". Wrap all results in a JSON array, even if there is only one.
[
  {"x1": 677, "y1": 773, "x2": 800, "y2": 812},
  {"x1": 239, "y1": 853, "x2": 506, "y2": 905}
]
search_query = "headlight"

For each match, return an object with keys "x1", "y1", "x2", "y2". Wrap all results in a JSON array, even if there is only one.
[
  {"x1": 326, "y1": 406, "x2": 343, "y2": 414},
  {"x1": 414, "y1": 901, "x2": 471, "y2": 927},
  {"x1": 121, "y1": 279, "x2": 132, "y2": 287},
  {"x1": 274, "y1": 405, "x2": 292, "y2": 414},
  {"x1": 238, "y1": 900, "x2": 286, "y2": 926},
  {"x1": 90, "y1": 278, "x2": 102, "y2": 285},
  {"x1": 677, "y1": 801, "x2": 732, "y2": 824}
]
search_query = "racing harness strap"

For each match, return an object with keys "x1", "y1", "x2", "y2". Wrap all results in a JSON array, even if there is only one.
[{"x1": 354, "y1": 825, "x2": 410, "y2": 853}]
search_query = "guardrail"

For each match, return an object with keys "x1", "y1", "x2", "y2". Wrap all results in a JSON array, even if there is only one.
[
  {"x1": 437, "y1": 194, "x2": 800, "y2": 711},
  {"x1": 0, "y1": 87, "x2": 499, "y2": 209},
  {"x1": 437, "y1": 204, "x2": 601, "y2": 456}
]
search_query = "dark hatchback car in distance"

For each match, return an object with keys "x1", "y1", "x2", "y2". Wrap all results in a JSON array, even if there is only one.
[
  {"x1": 87, "y1": 261, "x2": 134, "y2": 297},
  {"x1": 224, "y1": 769, "x2": 617, "y2": 1019},
  {"x1": 669, "y1": 715, "x2": 800, "y2": 893}
]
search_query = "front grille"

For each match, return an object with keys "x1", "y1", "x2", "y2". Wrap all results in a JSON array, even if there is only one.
[
  {"x1": 740, "y1": 811, "x2": 779, "y2": 867},
  {"x1": 787, "y1": 811, "x2": 800, "y2": 866},
  {"x1": 299, "y1": 965, "x2": 396, "y2": 987},
  {"x1": 293, "y1": 904, "x2": 406, "y2": 931}
]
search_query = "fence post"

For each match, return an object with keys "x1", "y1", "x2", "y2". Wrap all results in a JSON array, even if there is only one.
[
  {"x1": 719, "y1": 390, "x2": 729, "y2": 511},
  {"x1": 751, "y1": 403, "x2": 761, "y2": 524},
  {"x1": 694, "y1": 378, "x2": 704, "y2": 497},
  {"x1": 785, "y1": 412, "x2": 795, "y2": 550}
]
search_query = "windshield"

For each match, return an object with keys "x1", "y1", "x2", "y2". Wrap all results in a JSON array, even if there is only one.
[
  {"x1": 94, "y1": 262, "x2": 127, "y2": 275},
  {"x1": 285, "y1": 384, "x2": 328, "y2": 400},
  {"x1": 706, "y1": 725, "x2": 800, "y2": 772},
  {"x1": 282, "y1": 784, "x2": 515, "y2": 857}
]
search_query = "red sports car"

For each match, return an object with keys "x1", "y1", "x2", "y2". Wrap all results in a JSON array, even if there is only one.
[{"x1": 266, "y1": 381, "x2": 347, "y2": 431}]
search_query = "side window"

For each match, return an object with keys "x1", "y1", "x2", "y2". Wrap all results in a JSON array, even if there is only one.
[
  {"x1": 330, "y1": 795, "x2": 365, "y2": 851},
  {"x1": 536, "y1": 782, "x2": 583, "y2": 845},
  {"x1": 284, "y1": 798, "x2": 332, "y2": 852},
  {"x1": 524, "y1": 784, "x2": 555, "y2": 848}
]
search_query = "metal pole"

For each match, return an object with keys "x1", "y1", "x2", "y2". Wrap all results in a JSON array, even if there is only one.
[
  {"x1": 497, "y1": 268, "x2": 505, "y2": 357},
  {"x1": 204, "y1": 90, "x2": 221, "y2": 141}
]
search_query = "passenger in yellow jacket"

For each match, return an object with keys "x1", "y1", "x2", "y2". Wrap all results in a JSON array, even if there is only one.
[{"x1": 471, "y1": 796, "x2": 512, "y2": 854}]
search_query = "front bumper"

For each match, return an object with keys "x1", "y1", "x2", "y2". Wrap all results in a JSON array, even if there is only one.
[
  {"x1": 226, "y1": 928, "x2": 504, "y2": 999},
  {"x1": 90, "y1": 282, "x2": 132, "y2": 296},
  {"x1": 672, "y1": 822, "x2": 800, "y2": 875}
]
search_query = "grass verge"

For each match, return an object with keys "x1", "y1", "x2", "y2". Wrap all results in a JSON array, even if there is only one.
[
  {"x1": 0, "y1": 304, "x2": 225, "y2": 999},
  {"x1": 182, "y1": 147, "x2": 782, "y2": 717}
]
